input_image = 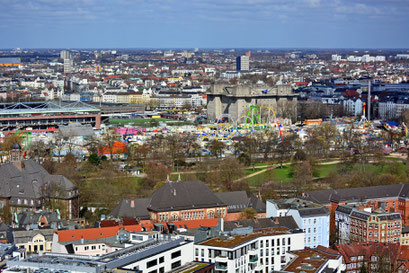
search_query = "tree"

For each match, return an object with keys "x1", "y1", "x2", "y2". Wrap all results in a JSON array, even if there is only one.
[
  {"x1": 143, "y1": 161, "x2": 170, "y2": 188},
  {"x1": 291, "y1": 160, "x2": 314, "y2": 193},
  {"x1": 2, "y1": 134, "x2": 22, "y2": 151},
  {"x1": 208, "y1": 140, "x2": 225, "y2": 158},
  {"x1": 88, "y1": 153, "x2": 101, "y2": 166},
  {"x1": 218, "y1": 158, "x2": 244, "y2": 191},
  {"x1": 239, "y1": 208, "x2": 257, "y2": 220},
  {"x1": 310, "y1": 123, "x2": 338, "y2": 158},
  {"x1": 101, "y1": 129, "x2": 120, "y2": 161}
]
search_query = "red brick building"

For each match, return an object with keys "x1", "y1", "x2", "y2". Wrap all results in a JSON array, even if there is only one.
[{"x1": 337, "y1": 242, "x2": 409, "y2": 273}]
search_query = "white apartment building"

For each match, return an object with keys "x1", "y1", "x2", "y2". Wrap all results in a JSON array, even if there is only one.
[
  {"x1": 378, "y1": 100, "x2": 409, "y2": 119},
  {"x1": 102, "y1": 92, "x2": 118, "y2": 103},
  {"x1": 267, "y1": 199, "x2": 330, "y2": 248},
  {"x1": 194, "y1": 227, "x2": 304, "y2": 273},
  {"x1": 343, "y1": 98, "x2": 363, "y2": 117}
]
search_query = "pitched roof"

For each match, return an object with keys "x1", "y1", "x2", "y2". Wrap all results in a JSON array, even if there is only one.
[
  {"x1": 110, "y1": 198, "x2": 150, "y2": 219},
  {"x1": 337, "y1": 242, "x2": 402, "y2": 264},
  {"x1": 55, "y1": 224, "x2": 154, "y2": 242},
  {"x1": 169, "y1": 218, "x2": 220, "y2": 230},
  {"x1": 304, "y1": 184, "x2": 406, "y2": 205},
  {"x1": 148, "y1": 181, "x2": 225, "y2": 212},
  {"x1": 215, "y1": 191, "x2": 266, "y2": 213},
  {"x1": 0, "y1": 160, "x2": 77, "y2": 206},
  {"x1": 282, "y1": 247, "x2": 341, "y2": 273}
]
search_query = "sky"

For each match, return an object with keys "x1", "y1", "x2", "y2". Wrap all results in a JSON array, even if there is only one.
[{"x1": 0, "y1": 0, "x2": 408, "y2": 49}]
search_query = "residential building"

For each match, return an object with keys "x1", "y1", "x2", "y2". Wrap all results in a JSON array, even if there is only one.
[
  {"x1": 0, "y1": 143, "x2": 79, "y2": 219},
  {"x1": 302, "y1": 183, "x2": 409, "y2": 226},
  {"x1": 335, "y1": 205, "x2": 401, "y2": 244},
  {"x1": 343, "y1": 98, "x2": 363, "y2": 116},
  {"x1": 236, "y1": 56, "x2": 250, "y2": 72},
  {"x1": 337, "y1": 242, "x2": 409, "y2": 273},
  {"x1": 401, "y1": 225, "x2": 409, "y2": 245},
  {"x1": 267, "y1": 198, "x2": 330, "y2": 248},
  {"x1": 11, "y1": 228, "x2": 54, "y2": 254},
  {"x1": 196, "y1": 226, "x2": 304, "y2": 273},
  {"x1": 51, "y1": 224, "x2": 155, "y2": 255},
  {"x1": 9, "y1": 235, "x2": 194, "y2": 273},
  {"x1": 274, "y1": 246, "x2": 343, "y2": 273}
]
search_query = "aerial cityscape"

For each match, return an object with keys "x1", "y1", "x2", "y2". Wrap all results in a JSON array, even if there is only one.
[{"x1": 0, "y1": 0, "x2": 409, "y2": 273}]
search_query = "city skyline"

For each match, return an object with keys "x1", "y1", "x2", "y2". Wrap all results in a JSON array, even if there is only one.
[{"x1": 0, "y1": 0, "x2": 408, "y2": 49}]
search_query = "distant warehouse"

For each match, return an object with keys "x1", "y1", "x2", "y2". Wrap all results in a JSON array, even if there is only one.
[{"x1": 0, "y1": 101, "x2": 101, "y2": 133}]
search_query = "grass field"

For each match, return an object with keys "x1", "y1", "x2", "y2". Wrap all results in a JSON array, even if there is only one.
[{"x1": 246, "y1": 161, "x2": 407, "y2": 187}]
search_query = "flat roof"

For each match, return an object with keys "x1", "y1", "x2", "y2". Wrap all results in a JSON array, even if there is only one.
[{"x1": 199, "y1": 227, "x2": 292, "y2": 248}]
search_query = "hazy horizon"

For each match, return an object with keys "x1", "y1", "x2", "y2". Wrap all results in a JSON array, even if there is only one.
[{"x1": 1, "y1": 0, "x2": 408, "y2": 49}]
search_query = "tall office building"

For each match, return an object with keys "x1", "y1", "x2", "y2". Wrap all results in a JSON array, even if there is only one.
[
  {"x1": 236, "y1": 55, "x2": 249, "y2": 71},
  {"x1": 60, "y1": 50, "x2": 71, "y2": 60},
  {"x1": 61, "y1": 50, "x2": 73, "y2": 73},
  {"x1": 64, "y1": 58, "x2": 73, "y2": 73}
]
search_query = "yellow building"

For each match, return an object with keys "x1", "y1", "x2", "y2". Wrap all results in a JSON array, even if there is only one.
[
  {"x1": 129, "y1": 92, "x2": 143, "y2": 104},
  {"x1": 14, "y1": 229, "x2": 54, "y2": 254},
  {"x1": 116, "y1": 93, "x2": 129, "y2": 104},
  {"x1": 401, "y1": 226, "x2": 409, "y2": 245}
]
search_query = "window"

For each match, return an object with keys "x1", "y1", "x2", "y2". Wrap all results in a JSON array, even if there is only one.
[
  {"x1": 172, "y1": 250, "x2": 181, "y2": 259},
  {"x1": 159, "y1": 256, "x2": 164, "y2": 263},
  {"x1": 84, "y1": 246, "x2": 89, "y2": 251},
  {"x1": 92, "y1": 246, "x2": 96, "y2": 250},
  {"x1": 147, "y1": 259, "x2": 158, "y2": 268},
  {"x1": 201, "y1": 249, "x2": 204, "y2": 256},
  {"x1": 171, "y1": 260, "x2": 181, "y2": 269},
  {"x1": 195, "y1": 248, "x2": 198, "y2": 256}
]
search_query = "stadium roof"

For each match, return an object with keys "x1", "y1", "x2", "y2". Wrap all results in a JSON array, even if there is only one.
[{"x1": 0, "y1": 101, "x2": 100, "y2": 115}]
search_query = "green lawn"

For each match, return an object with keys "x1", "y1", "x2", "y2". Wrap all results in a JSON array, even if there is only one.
[{"x1": 245, "y1": 161, "x2": 408, "y2": 187}]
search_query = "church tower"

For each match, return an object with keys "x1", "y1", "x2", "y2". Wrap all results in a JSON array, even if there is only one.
[{"x1": 9, "y1": 142, "x2": 23, "y2": 170}]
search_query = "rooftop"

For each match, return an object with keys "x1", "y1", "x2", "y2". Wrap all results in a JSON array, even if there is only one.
[
  {"x1": 199, "y1": 227, "x2": 293, "y2": 248},
  {"x1": 281, "y1": 247, "x2": 340, "y2": 273}
]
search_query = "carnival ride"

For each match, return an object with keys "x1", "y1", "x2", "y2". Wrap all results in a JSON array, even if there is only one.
[{"x1": 199, "y1": 105, "x2": 284, "y2": 140}]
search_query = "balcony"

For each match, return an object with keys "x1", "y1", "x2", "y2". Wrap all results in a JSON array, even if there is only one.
[
  {"x1": 215, "y1": 263, "x2": 228, "y2": 271},
  {"x1": 248, "y1": 249, "x2": 258, "y2": 255},
  {"x1": 249, "y1": 255, "x2": 259, "y2": 263},
  {"x1": 215, "y1": 256, "x2": 228, "y2": 262}
]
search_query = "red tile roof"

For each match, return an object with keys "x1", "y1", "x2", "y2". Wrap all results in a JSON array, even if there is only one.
[
  {"x1": 56, "y1": 224, "x2": 154, "y2": 242},
  {"x1": 168, "y1": 218, "x2": 220, "y2": 229}
]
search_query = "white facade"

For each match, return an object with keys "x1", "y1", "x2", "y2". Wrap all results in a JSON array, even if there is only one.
[
  {"x1": 379, "y1": 101, "x2": 409, "y2": 119},
  {"x1": 195, "y1": 231, "x2": 304, "y2": 273},
  {"x1": 267, "y1": 200, "x2": 330, "y2": 248},
  {"x1": 122, "y1": 239, "x2": 194, "y2": 272},
  {"x1": 343, "y1": 98, "x2": 363, "y2": 117}
]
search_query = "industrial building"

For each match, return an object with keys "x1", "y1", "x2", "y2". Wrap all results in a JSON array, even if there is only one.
[
  {"x1": 207, "y1": 84, "x2": 297, "y2": 122},
  {"x1": 0, "y1": 101, "x2": 101, "y2": 133}
]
